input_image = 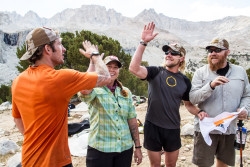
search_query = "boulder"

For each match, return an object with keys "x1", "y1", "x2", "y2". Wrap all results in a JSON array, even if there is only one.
[
  {"x1": 7, "y1": 152, "x2": 21, "y2": 167},
  {"x1": 181, "y1": 123, "x2": 194, "y2": 136},
  {"x1": 0, "y1": 101, "x2": 12, "y2": 111},
  {"x1": 0, "y1": 139, "x2": 19, "y2": 155}
]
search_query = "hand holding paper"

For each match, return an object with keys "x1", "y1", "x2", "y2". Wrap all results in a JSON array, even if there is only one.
[{"x1": 199, "y1": 107, "x2": 245, "y2": 146}]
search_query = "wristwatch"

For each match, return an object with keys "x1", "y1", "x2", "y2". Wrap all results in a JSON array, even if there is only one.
[
  {"x1": 198, "y1": 110, "x2": 205, "y2": 114},
  {"x1": 90, "y1": 51, "x2": 100, "y2": 59},
  {"x1": 140, "y1": 40, "x2": 147, "y2": 46}
]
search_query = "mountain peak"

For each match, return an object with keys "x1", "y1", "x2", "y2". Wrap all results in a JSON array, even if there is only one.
[
  {"x1": 24, "y1": 10, "x2": 39, "y2": 18},
  {"x1": 138, "y1": 8, "x2": 158, "y2": 16},
  {"x1": 79, "y1": 4, "x2": 107, "y2": 11}
]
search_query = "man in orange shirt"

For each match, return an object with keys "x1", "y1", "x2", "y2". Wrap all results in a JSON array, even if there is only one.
[{"x1": 11, "y1": 27, "x2": 111, "y2": 167}]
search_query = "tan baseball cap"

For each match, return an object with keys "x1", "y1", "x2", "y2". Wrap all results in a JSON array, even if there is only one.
[
  {"x1": 162, "y1": 43, "x2": 186, "y2": 57},
  {"x1": 206, "y1": 38, "x2": 229, "y2": 50},
  {"x1": 20, "y1": 27, "x2": 60, "y2": 60},
  {"x1": 104, "y1": 55, "x2": 122, "y2": 68}
]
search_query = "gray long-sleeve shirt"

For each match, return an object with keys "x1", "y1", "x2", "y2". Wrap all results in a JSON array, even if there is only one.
[{"x1": 190, "y1": 63, "x2": 250, "y2": 134}]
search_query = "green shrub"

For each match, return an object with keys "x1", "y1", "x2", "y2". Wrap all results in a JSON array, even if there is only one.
[{"x1": 0, "y1": 84, "x2": 12, "y2": 103}]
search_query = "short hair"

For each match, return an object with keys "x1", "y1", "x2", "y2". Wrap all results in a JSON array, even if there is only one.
[{"x1": 28, "y1": 40, "x2": 56, "y2": 64}]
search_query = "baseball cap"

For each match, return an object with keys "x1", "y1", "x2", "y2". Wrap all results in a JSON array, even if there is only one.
[
  {"x1": 205, "y1": 38, "x2": 229, "y2": 50},
  {"x1": 162, "y1": 43, "x2": 186, "y2": 57},
  {"x1": 20, "y1": 27, "x2": 60, "y2": 60},
  {"x1": 104, "y1": 55, "x2": 122, "y2": 68}
]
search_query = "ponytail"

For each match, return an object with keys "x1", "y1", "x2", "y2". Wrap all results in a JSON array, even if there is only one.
[{"x1": 116, "y1": 79, "x2": 128, "y2": 97}]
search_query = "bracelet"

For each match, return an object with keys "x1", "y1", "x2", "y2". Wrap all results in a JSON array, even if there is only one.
[
  {"x1": 135, "y1": 146, "x2": 142, "y2": 149},
  {"x1": 140, "y1": 40, "x2": 147, "y2": 46},
  {"x1": 198, "y1": 110, "x2": 205, "y2": 114}
]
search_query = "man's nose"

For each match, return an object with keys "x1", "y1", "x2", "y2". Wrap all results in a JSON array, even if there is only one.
[
  {"x1": 62, "y1": 46, "x2": 66, "y2": 52},
  {"x1": 166, "y1": 53, "x2": 172, "y2": 57}
]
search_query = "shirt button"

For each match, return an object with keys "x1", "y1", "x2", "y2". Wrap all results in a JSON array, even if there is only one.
[
  {"x1": 118, "y1": 129, "x2": 120, "y2": 131},
  {"x1": 118, "y1": 138, "x2": 121, "y2": 140},
  {"x1": 116, "y1": 119, "x2": 118, "y2": 121}
]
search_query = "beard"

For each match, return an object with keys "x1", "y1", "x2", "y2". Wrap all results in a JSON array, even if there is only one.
[
  {"x1": 163, "y1": 59, "x2": 180, "y2": 68},
  {"x1": 207, "y1": 52, "x2": 227, "y2": 71}
]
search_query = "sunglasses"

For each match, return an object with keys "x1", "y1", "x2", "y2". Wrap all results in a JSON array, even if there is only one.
[
  {"x1": 165, "y1": 50, "x2": 181, "y2": 56},
  {"x1": 207, "y1": 48, "x2": 227, "y2": 53}
]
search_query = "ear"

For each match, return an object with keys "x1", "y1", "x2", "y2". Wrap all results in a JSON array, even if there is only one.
[
  {"x1": 44, "y1": 45, "x2": 51, "y2": 54},
  {"x1": 180, "y1": 56, "x2": 185, "y2": 62}
]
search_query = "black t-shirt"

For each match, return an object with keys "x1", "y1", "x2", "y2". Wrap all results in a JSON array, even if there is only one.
[{"x1": 144, "y1": 66, "x2": 191, "y2": 129}]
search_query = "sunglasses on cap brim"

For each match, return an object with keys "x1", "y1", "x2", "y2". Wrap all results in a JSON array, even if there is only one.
[{"x1": 165, "y1": 50, "x2": 181, "y2": 56}]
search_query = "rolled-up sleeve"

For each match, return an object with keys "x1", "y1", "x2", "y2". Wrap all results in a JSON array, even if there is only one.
[
  {"x1": 78, "y1": 90, "x2": 97, "y2": 103},
  {"x1": 127, "y1": 90, "x2": 137, "y2": 120}
]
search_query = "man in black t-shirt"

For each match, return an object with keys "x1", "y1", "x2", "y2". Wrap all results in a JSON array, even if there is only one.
[{"x1": 129, "y1": 22, "x2": 205, "y2": 167}]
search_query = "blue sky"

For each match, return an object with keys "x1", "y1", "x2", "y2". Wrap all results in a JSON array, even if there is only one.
[{"x1": 1, "y1": 0, "x2": 250, "y2": 21}]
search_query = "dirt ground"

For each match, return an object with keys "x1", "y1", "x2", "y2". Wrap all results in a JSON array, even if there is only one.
[{"x1": 1, "y1": 103, "x2": 250, "y2": 167}]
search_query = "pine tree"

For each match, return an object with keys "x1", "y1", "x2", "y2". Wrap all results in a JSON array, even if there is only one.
[{"x1": 16, "y1": 43, "x2": 31, "y2": 72}]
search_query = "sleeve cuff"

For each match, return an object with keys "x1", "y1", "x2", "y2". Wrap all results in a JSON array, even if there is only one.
[{"x1": 209, "y1": 81, "x2": 215, "y2": 90}]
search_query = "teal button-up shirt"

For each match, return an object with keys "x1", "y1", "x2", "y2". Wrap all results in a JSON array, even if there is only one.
[{"x1": 79, "y1": 86, "x2": 136, "y2": 152}]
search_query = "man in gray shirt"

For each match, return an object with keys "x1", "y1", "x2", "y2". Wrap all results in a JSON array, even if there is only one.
[{"x1": 190, "y1": 38, "x2": 250, "y2": 167}]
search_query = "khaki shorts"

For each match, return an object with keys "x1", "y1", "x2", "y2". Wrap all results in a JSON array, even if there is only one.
[{"x1": 192, "y1": 132, "x2": 235, "y2": 167}]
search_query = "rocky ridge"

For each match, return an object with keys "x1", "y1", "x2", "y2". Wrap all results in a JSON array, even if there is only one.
[{"x1": 0, "y1": 5, "x2": 249, "y2": 85}]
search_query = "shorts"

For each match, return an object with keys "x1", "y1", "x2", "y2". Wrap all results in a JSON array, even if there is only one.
[
  {"x1": 192, "y1": 132, "x2": 235, "y2": 166},
  {"x1": 86, "y1": 146, "x2": 133, "y2": 167},
  {"x1": 143, "y1": 120, "x2": 181, "y2": 152}
]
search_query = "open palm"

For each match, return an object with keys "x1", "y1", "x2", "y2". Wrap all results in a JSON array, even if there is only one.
[{"x1": 141, "y1": 22, "x2": 158, "y2": 42}]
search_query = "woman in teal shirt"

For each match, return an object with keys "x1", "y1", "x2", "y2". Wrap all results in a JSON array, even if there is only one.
[{"x1": 79, "y1": 55, "x2": 142, "y2": 167}]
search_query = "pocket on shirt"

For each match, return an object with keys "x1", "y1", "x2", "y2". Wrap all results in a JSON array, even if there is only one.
[
  {"x1": 228, "y1": 77, "x2": 245, "y2": 96},
  {"x1": 117, "y1": 95, "x2": 130, "y2": 117},
  {"x1": 94, "y1": 89, "x2": 116, "y2": 109}
]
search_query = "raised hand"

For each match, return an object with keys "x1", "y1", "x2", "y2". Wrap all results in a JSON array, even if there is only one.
[
  {"x1": 141, "y1": 22, "x2": 159, "y2": 43},
  {"x1": 79, "y1": 40, "x2": 99, "y2": 59}
]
